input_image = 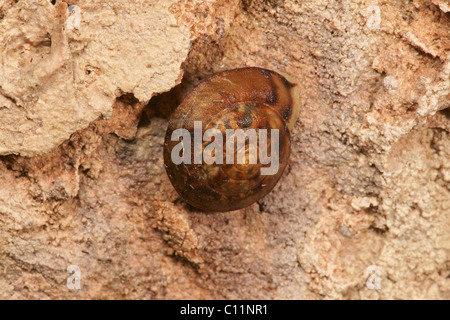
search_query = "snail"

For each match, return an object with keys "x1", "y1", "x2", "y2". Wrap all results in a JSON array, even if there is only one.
[{"x1": 163, "y1": 67, "x2": 301, "y2": 212}]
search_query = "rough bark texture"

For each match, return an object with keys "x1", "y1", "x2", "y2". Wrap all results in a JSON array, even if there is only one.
[{"x1": 0, "y1": 0, "x2": 449, "y2": 299}]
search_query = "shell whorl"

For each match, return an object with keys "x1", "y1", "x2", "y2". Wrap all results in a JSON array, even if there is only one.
[{"x1": 163, "y1": 67, "x2": 301, "y2": 212}]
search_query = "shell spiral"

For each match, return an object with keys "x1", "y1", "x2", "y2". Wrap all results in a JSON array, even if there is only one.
[{"x1": 163, "y1": 67, "x2": 301, "y2": 212}]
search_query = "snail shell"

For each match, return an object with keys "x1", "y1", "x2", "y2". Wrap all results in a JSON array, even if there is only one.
[{"x1": 163, "y1": 67, "x2": 301, "y2": 212}]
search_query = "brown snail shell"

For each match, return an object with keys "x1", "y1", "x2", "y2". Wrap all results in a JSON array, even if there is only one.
[{"x1": 163, "y1": 67, "x2": 301, "y2": 212}]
